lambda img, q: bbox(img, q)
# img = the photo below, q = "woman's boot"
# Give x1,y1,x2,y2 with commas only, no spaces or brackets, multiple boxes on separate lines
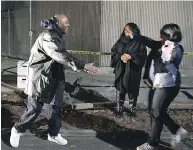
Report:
116,91,125,115
129,97,137,116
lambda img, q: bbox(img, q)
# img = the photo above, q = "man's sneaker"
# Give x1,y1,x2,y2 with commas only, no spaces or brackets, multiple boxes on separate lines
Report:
171,127,188,147
10,127,22,148
48,133,68,145
136,142,158,150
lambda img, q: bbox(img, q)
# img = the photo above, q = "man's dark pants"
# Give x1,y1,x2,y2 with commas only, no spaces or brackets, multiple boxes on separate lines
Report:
14,80,64,136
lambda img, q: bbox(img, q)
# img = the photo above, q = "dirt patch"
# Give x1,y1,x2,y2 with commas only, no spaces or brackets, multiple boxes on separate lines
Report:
1,92,193,133
60,109,193,133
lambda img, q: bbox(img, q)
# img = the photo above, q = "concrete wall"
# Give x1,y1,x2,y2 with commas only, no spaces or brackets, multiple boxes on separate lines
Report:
1,1,101,65
1,1,193,68
100,1,193,68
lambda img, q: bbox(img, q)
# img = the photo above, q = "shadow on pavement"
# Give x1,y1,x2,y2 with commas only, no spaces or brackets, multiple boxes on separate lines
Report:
65,78,113,103
32,109,149,149
1,106,19,147
181,91,193,100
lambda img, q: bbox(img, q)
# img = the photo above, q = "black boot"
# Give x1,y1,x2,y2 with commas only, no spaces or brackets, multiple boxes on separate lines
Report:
129,97,137,117
115,91,125,116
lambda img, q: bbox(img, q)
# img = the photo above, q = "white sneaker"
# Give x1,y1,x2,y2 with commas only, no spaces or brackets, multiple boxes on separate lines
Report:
136,142,158,150
171,127,188,147
48,133,68,145
10,127,22,148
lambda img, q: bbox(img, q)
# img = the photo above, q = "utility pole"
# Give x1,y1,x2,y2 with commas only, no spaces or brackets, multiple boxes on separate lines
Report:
29,0,33,49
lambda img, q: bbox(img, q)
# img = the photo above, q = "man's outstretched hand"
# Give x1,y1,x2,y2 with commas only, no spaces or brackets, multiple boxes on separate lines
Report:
83,63,100,75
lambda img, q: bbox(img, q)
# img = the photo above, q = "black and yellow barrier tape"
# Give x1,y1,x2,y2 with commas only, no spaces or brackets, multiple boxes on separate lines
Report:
67,50,111,55
67,50,193,56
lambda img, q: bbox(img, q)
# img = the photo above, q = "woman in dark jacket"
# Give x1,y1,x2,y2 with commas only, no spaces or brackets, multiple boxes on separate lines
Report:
136,24,188,150
110,23,147,115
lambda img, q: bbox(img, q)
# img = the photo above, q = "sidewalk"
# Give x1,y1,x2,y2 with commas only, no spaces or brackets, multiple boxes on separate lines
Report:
1,129,193,150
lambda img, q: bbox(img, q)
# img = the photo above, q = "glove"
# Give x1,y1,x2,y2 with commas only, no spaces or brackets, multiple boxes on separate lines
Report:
83,63,100,75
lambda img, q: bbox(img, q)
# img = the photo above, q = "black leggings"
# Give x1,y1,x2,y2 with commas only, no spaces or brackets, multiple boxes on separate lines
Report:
148,86,180,147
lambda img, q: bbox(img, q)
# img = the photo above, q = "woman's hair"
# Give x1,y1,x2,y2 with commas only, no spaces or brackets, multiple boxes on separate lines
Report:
120,22,141,39
160,23,182,42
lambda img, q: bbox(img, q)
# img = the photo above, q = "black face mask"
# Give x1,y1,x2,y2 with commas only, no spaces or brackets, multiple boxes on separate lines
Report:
125,35,132,40
121,35,132,44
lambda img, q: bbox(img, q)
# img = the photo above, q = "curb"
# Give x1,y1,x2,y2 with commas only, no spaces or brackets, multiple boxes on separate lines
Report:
161,132,193,140
20,129,97,137
9,130,193,139
60,129,97,137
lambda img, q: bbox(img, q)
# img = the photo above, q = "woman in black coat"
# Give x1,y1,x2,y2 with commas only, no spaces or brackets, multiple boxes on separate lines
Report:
111,23,147,115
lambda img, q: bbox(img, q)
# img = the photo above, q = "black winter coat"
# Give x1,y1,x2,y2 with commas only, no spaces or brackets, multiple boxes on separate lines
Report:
111,37,147,98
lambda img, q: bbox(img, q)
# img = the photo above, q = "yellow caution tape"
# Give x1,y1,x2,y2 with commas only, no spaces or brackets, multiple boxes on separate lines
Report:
67,50,193,56
67,50,111,55
183,52,193,55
